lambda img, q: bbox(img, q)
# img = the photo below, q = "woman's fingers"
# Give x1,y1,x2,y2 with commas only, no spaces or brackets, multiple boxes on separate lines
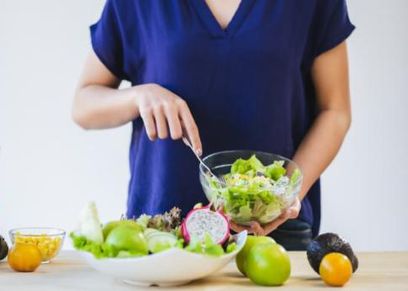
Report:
231,198,302,236
250,221,266,236
140,109,157,140
164,102,183,140
230,221,249,233
178,100,202,155
285,197,301,219
139,87,200,150
154,106,168,139
262,215,288,235
231,221,265,236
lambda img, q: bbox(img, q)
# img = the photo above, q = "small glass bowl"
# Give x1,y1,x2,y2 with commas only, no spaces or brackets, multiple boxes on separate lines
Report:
199,150,303,225
9,227,65,263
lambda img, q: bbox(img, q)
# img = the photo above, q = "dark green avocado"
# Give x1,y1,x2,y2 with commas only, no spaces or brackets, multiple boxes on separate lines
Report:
306,233,358,274
0,235,8,260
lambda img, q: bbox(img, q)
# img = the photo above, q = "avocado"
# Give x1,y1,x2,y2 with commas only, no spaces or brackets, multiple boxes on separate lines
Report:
0,235,8,260
306,233,358,274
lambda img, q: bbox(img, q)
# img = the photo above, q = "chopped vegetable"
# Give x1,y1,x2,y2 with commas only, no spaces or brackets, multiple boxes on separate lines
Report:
78,202,103,243
208,155,301,224
71,233,118,258
146,207,181,232
185,233,224,257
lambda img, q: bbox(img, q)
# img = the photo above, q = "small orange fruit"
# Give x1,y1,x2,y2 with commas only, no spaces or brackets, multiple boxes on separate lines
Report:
8,243,42,272
319,252,352,287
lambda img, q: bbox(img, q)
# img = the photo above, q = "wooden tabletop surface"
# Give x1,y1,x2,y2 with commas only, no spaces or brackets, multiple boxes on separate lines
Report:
0,250,407,290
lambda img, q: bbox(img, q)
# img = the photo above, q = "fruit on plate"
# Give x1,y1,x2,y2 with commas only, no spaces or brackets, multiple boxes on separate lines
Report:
145,230,179,254
105,225,148,256
235,235,275,275
0,235,8,260
307,233,358,274
246,242,291,286
181,205,230,244
319,252,353,286
71,202,239,258
8,244,42,272
102,220,142,240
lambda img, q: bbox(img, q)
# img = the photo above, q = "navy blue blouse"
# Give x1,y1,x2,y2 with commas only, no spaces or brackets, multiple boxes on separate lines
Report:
91,0,354,236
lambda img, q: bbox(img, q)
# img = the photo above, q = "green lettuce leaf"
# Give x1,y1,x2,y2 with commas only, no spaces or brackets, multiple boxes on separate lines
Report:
290,168,301,185
231,155,264,175
226,242,237,253
265,161,286,181
185,233,225,257
70,232,118,258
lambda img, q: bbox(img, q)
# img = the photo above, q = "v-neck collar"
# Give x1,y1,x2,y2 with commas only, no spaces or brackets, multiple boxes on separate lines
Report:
191,0,255,38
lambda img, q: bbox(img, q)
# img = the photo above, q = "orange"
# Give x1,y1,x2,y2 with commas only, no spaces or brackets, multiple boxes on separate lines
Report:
8,243,42,272
319,252,352,287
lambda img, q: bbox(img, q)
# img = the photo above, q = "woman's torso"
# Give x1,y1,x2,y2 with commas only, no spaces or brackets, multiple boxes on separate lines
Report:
91,0,355,236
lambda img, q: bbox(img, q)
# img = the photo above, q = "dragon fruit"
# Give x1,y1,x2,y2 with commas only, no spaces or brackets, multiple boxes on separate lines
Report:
181,204,230,245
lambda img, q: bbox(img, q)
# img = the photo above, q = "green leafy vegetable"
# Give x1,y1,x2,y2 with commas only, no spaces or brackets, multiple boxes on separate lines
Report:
185,233,225,257
290,168,301,185
226,242,237,253
146,207,181,232
136,214,152,230
70,232,118,258
208,155,301,224
265,161,287,181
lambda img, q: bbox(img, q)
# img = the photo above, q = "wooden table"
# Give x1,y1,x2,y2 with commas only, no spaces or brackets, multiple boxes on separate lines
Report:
0,251,407,290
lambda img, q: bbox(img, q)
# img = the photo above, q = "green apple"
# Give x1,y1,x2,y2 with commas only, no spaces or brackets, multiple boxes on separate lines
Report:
246,243,291,286
102,220,142,240
105,225,148,255
235,235,275,275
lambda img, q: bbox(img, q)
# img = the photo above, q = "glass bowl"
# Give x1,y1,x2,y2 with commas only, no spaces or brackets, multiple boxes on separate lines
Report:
199,150,303,225
9,227,65,263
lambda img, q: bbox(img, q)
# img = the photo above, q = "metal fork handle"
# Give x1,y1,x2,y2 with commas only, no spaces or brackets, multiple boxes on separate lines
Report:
182,137,214,176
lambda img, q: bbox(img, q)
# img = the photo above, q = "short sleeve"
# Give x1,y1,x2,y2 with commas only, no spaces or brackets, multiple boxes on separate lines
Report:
311,0,355,58
90,0,127,80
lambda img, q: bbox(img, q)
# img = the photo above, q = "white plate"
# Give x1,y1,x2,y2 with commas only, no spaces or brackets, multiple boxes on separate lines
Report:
81,231,247,287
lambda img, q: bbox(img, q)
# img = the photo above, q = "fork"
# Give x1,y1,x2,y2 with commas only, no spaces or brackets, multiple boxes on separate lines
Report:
182,136,225,185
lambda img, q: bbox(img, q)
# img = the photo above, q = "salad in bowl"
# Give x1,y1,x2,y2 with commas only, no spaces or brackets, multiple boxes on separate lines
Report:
200,151,303,225
71,202,247,286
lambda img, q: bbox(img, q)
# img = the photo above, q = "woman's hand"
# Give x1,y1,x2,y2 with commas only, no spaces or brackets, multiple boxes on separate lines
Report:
230,197,301,236
73,53,202,155
135,83,202,155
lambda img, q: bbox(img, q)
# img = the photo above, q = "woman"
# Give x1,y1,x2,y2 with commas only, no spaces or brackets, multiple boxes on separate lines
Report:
73,0,354,250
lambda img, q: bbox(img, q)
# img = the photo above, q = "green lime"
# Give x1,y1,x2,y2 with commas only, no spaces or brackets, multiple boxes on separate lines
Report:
246,243,291,286
105,225,148,255
235,235,275,275
102,220,142,239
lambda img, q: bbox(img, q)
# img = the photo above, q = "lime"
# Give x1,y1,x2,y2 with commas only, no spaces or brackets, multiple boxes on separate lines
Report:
235,235,275,275
105,225,148,255
103,220,142,239
246,243,291,286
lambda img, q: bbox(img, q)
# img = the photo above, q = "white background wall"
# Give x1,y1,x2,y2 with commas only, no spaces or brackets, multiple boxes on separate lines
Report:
1,0,407,251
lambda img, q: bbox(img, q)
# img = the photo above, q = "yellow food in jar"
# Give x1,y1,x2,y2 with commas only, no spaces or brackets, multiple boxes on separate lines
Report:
14,234,62,261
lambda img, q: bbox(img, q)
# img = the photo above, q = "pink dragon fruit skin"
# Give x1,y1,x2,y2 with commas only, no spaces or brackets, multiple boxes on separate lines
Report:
181,204,230,244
